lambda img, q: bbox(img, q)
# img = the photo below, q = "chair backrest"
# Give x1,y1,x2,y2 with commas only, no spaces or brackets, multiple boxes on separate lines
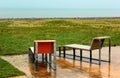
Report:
90,38,105,50
34,40,56,54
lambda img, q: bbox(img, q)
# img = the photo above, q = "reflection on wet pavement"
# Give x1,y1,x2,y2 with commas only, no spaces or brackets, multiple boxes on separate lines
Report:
29,58,110,78
1,46,120,78
29,57,110,78
28,46,120,78
29,61,56,78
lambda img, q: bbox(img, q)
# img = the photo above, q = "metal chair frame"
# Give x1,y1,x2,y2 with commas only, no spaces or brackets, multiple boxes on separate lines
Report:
29,40,56,70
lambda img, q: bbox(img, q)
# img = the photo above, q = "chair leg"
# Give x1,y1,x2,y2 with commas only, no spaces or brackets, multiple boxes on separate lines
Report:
59,47,61,57
45,54,47,64
99,49,101,65
73,48,75,60
53,55,56,70
80,49,82,61
109,50,111,63
63,47,66,58
42,54,44,62
28,48,35,63
90,50,92,63
34,59,38,71
109,38,111,63
49,54,52,68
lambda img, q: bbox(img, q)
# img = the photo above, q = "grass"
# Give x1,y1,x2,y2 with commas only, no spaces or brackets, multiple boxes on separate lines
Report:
0,18,120,78
0,58,25,78
0,18,120,55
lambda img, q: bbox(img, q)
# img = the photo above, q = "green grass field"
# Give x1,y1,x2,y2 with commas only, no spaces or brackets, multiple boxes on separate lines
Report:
0,18,120,77
0,18,120,55
0,58,24,78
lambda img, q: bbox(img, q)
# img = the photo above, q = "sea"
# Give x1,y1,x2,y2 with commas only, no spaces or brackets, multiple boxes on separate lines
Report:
0,8,120,18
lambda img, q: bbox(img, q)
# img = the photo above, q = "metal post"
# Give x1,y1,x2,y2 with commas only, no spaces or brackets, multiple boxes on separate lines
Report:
59,47,61,57
73,48,75,60
63,47,66,58
90,50,92,63
49,54,52,68
99,40,102,65
109,38,111,63
53,42,56,70
45,54,47,64
99,48,101,65
34,42,38,63
34,42,38,68
80,49,82,61
42,54,44,62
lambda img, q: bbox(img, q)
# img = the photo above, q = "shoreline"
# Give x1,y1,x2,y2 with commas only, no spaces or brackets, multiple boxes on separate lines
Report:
0,17,120,20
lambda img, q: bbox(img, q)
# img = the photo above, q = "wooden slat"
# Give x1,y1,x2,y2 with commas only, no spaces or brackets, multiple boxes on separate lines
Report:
94,36,110,40
64,44,91,50
34,40,56,42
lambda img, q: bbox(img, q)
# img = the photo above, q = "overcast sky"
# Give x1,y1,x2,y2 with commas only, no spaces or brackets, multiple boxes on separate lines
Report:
0,0,120,9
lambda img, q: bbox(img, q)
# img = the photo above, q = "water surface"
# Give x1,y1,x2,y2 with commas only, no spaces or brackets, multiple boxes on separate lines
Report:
0,8,120,18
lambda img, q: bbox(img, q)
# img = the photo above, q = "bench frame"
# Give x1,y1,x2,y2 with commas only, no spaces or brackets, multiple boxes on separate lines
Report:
59,36,111,64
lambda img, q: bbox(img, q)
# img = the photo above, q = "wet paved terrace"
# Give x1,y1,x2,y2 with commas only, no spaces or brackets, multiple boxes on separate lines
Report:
1,46,120,78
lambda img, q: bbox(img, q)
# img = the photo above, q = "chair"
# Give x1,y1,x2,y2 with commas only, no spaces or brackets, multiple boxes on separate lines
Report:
29,40,56,70
59,36,111,64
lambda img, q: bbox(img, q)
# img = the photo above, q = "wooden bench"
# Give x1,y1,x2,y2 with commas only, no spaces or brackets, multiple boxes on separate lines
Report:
59,36,111,64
